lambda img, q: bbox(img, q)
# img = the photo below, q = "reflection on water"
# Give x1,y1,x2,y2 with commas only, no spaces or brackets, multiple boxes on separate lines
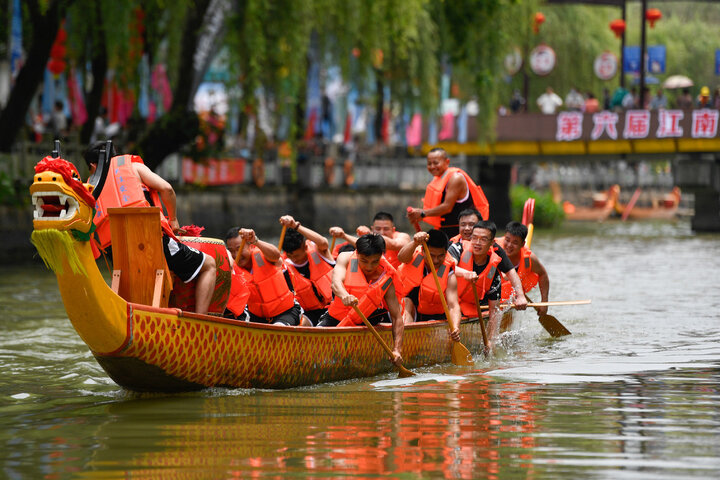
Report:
2,221,720,479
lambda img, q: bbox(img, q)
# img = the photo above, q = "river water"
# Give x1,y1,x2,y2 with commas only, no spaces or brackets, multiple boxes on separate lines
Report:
1,220,719,479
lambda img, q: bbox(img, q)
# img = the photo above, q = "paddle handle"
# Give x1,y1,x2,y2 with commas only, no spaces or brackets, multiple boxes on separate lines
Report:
352,305,414,377
472,283,490,351
480,299,591,310
330,236,337,252
234,238,247,265
420,241,453,325
407,206,421,233
277,225,288,250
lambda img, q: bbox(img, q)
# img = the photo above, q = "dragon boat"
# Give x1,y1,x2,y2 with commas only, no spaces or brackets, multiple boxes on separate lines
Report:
29,153,485,393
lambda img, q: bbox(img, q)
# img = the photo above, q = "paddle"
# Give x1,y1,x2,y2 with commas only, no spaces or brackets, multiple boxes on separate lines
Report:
621,187,642,221
352,305,414,378
471,283,490,354
330,236,337,253
277,224,288,251
483,299,591,309
234,238,246,265
526,294,572,337
522,201,572,337
421,240,475,366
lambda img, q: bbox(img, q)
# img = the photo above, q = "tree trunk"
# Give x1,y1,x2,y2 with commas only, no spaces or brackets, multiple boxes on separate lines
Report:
0,0,73,152
137,0,211,170
80,0,108,146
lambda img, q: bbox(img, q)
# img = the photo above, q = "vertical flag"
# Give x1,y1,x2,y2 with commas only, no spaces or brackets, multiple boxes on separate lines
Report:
456,105,468,143
10,0,23,80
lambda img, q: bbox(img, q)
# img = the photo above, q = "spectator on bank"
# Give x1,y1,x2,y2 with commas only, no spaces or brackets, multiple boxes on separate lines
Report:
537,87,563,114
49,100,68,139
610,86,628,111
675,88,693,109
509,89,525,114
697,86,712,108
565,87,585,111
622,87,637,109
714,88,720,109
649,88,668,110
584,92,599,114
602,88,611,111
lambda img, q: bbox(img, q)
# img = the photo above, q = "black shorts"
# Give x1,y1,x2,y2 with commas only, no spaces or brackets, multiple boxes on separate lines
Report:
248,303,301,326
162,235,206,283
405,288,446,322
316,308,389,327
302,308,327,327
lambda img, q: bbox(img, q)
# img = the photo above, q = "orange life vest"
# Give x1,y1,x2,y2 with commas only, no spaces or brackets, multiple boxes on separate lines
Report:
500,246,538,301
397,247,454,315
285,244,334,311
383,234,402,269
455,241,502,317
238,246,296,319
449,233,462,243
93,154,175,255
422,167,489,227
226,262,251,317
332,241,351,259
327,253,397,327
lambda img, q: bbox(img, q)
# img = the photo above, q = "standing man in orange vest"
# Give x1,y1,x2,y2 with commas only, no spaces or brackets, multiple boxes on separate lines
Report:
496,221,550,315
450,221,527,350
83,142,216,315
227,227,301,326
317,234,405,367
396,229,462,342
407,147,490,238
279,215,335,326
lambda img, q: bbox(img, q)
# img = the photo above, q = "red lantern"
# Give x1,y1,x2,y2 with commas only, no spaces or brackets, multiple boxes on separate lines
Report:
609,19,626,38
48,58,66,76
533,12,545,34
646,8,662,28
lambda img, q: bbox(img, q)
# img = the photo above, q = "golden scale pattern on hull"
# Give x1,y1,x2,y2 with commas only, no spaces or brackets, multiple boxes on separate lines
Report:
99,305,485,391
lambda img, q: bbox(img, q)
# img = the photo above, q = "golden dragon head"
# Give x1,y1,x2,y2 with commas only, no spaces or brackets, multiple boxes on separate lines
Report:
30,156,96,235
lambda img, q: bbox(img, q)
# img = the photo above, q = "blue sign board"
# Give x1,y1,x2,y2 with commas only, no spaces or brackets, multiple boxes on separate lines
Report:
623,45,666,74
716,49,720,75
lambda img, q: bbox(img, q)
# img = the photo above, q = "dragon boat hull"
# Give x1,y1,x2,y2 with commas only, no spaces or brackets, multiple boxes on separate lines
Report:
93,303,485,392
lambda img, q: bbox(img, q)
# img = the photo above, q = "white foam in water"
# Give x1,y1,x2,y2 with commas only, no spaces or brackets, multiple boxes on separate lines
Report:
372,373,466,388
11,393,31,399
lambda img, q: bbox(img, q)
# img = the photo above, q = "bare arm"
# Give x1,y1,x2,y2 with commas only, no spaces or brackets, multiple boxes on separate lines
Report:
331,252,356,305
531,252,550,314
505,269,527,310
445,274,461,342
134,162,182,233
280,215,331,258
383,231,411,251
409,173,467,222
329,227,358,247
384,284,404,365
240,229,281,263
397,231,427,264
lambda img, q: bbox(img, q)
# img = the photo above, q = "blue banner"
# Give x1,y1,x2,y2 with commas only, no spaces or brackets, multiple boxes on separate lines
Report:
716,49,720,75
10,0,22,79
623,46,641,74
647,45,666,74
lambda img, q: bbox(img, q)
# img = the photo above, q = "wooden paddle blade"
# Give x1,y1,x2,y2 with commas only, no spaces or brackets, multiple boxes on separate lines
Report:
539,313,571,337
451,341,475,366
398,365,415,378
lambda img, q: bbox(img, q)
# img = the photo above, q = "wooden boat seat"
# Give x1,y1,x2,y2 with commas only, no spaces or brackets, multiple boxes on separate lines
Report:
107,207,172,308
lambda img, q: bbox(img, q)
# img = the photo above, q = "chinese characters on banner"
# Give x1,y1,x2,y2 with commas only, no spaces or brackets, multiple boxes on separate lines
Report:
555,109,720,142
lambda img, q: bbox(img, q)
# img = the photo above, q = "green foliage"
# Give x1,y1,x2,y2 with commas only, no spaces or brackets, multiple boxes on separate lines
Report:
511,184,565,228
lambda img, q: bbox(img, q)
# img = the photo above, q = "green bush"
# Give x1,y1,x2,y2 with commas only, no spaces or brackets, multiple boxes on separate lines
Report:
510,185,565,228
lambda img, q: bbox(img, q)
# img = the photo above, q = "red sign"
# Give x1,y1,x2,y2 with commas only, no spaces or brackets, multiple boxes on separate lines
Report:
183,158,246,185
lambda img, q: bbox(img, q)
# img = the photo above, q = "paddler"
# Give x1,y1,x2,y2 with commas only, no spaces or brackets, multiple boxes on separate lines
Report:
450,221,527,349
449,208,481,244
317,234,405,366
496,221,550,315
279,215,335,326
226,227,301,326
407,147,490,238
329,211,410,268
83,142,217,315
396,229,461,342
